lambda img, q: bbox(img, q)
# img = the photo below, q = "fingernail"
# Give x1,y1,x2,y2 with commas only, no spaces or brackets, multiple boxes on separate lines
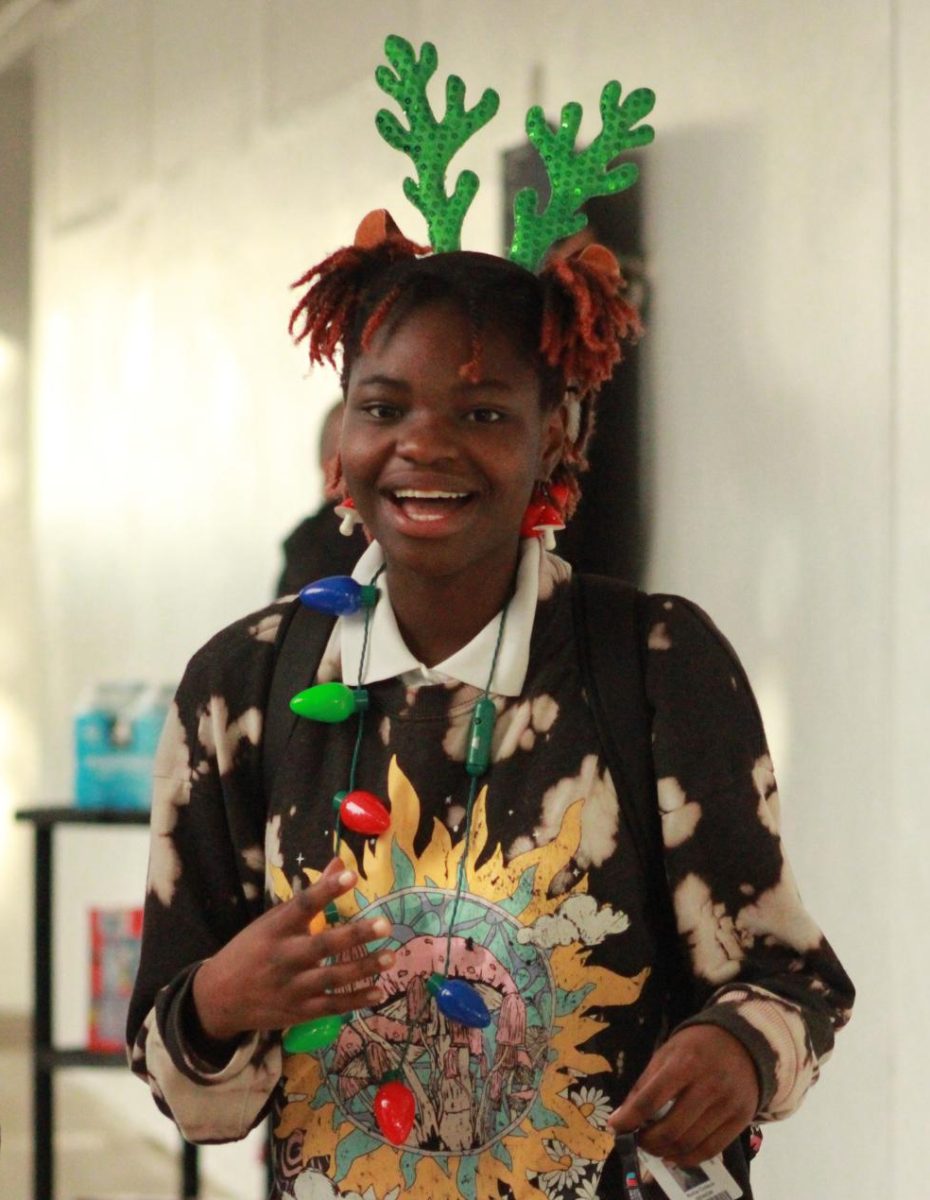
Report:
370,917,391,936
365,987,384,1003
377,951,394,967
336,870,355,888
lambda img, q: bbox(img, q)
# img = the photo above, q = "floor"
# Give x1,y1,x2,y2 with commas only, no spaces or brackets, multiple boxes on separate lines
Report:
0,1016,237,1200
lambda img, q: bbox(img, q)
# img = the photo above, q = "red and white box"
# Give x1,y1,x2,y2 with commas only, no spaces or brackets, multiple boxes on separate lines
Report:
88,907,143,1052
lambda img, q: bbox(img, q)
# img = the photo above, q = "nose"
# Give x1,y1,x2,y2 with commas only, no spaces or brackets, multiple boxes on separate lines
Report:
395,409,459,465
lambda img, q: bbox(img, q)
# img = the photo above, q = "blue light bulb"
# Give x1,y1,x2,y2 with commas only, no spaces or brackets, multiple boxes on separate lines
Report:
299,576,379,615
426,972,490,1028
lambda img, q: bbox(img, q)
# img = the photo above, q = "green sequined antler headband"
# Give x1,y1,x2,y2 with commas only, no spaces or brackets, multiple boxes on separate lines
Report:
375,33,656,271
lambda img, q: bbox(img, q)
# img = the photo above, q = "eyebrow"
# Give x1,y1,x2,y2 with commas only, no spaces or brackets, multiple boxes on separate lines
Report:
351,373,408,390
351,372,512,393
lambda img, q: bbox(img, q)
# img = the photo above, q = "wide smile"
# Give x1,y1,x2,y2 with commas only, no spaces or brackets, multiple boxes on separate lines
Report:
382,487,477,531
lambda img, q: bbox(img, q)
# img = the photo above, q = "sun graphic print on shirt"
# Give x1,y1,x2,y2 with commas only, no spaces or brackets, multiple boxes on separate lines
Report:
268,756,648,1200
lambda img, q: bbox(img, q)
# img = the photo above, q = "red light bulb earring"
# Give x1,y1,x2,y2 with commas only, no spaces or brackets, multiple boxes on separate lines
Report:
520,481,566,549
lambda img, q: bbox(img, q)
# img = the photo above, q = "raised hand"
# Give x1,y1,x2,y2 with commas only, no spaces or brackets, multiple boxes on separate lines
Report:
192,858,394,1042
607,1024,760,1168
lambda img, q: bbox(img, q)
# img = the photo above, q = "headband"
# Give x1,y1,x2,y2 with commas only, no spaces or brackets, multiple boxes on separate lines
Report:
374,33,655,270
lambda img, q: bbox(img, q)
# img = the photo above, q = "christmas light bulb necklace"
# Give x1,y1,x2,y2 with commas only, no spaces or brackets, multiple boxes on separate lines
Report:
283,570,511,1145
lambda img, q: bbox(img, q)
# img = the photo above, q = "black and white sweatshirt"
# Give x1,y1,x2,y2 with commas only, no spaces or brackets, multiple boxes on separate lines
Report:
127,545,853,1200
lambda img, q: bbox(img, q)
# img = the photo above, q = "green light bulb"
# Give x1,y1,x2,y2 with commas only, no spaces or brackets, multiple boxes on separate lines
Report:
282,1013,345,1054
290,683,366,723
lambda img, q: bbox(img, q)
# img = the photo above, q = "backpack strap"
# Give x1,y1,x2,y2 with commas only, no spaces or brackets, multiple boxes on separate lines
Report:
262,599,337,803
570,573,688,1011
573,574,758,1181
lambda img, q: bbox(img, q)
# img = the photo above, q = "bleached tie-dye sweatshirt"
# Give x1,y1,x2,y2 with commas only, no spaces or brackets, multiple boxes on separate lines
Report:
127,549,853,1200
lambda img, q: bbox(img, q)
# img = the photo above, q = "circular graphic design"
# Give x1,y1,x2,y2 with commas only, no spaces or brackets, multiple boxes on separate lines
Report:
322,888,556,1153
272,760,648,1200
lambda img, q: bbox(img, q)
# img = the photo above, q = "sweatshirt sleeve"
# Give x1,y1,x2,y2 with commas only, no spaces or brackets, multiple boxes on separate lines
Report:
643,594,855,1122
126,601,291,1143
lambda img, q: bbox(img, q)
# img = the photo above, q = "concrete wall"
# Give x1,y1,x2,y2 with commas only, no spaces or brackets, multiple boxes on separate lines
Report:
2,0,927,1195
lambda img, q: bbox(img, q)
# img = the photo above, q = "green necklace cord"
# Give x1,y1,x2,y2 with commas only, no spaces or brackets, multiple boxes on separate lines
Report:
347,585,512,1081
443,596,509,974
334,566,384,861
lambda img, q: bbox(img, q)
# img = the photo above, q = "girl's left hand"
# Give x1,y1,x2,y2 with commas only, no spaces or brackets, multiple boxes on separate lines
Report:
607,1024,760,1167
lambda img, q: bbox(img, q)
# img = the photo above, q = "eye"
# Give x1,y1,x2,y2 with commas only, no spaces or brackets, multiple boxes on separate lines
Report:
466,407,504,425
361,401,402,420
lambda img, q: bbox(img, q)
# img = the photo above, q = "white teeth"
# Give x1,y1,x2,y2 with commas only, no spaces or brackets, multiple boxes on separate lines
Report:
392,489,468,499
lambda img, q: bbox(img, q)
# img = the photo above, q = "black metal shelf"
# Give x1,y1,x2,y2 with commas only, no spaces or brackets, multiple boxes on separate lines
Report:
16,804,199,1200
16,804,151,827
38,1046,129,1070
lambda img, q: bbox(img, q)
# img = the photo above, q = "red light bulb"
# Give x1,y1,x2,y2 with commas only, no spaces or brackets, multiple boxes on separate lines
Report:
373,1078,416,1145
338,790,391,835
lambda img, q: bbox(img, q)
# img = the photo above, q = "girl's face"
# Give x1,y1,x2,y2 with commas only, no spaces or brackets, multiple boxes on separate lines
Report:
342,299,566,592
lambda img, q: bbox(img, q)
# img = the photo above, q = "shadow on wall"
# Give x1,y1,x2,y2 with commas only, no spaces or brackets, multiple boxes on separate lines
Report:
641,120,842,809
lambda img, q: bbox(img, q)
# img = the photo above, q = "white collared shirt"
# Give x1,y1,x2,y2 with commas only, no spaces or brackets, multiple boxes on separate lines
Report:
329,538,542,695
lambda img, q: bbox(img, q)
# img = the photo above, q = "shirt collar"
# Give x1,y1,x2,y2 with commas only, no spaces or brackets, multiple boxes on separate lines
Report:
336,539,541,695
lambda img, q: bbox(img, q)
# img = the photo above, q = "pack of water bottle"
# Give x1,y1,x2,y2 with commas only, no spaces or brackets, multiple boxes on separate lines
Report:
74,682,174,809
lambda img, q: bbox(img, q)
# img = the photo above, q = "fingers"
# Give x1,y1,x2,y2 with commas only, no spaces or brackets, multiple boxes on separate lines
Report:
271,909,393,977
280,939,396,1025
670,1111,749,1168
293,859,357,920
309,913,391,964
608,1025,760,1167
275,908,397,1024
635,1089,712,1161
298,950,390,997
296,916,394,997
608,1052,678,1134
265,858,357,934
613,1081,739,1166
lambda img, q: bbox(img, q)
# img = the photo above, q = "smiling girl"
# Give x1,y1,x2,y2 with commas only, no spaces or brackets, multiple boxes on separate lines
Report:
127,39,853,1200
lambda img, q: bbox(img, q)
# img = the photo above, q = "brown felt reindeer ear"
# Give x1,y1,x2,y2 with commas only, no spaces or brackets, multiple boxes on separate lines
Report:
576,243,622,287
354,209,407,248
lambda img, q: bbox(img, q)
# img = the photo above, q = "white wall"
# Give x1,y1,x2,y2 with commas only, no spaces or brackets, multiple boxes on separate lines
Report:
0,61,36,1019
2,0,926,1196
891,2,930,1196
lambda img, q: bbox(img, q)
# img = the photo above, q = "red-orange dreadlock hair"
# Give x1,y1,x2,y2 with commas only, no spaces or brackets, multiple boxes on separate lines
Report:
289,210,642,521
535,245,642,511
288,211,430,370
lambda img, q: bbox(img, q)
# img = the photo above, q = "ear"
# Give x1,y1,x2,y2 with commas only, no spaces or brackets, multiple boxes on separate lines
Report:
354,209,405,248
539,400,570,479
576,242,622,286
